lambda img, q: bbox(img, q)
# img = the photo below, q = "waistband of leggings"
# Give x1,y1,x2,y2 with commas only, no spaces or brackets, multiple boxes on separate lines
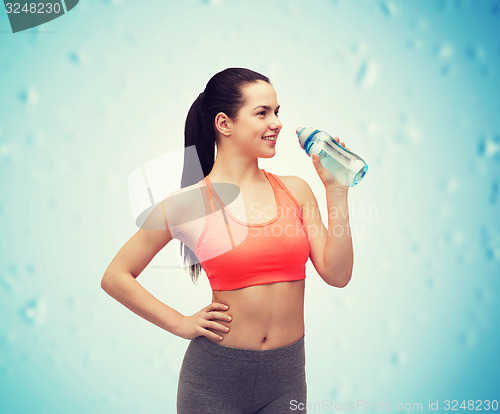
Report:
191,334,305,361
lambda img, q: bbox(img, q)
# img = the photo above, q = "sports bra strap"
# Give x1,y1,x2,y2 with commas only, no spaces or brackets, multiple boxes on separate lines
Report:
200,178,236,248
199,180,215,216
264,171,302,212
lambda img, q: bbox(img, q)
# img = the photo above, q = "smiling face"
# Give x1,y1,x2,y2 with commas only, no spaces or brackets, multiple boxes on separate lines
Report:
226,80,283,157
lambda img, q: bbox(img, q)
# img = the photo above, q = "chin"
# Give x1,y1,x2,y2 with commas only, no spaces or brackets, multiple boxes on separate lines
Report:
258,149,276,158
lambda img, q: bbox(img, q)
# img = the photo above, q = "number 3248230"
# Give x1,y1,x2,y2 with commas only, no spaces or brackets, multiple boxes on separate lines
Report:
5,3,62,14
444,400,498,411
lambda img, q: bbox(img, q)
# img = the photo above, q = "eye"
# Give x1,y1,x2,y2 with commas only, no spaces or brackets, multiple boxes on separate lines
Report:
275,111,279,117
258,111,266,116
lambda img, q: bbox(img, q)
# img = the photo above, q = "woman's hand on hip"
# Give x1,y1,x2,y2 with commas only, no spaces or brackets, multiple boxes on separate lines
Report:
175,302,231,341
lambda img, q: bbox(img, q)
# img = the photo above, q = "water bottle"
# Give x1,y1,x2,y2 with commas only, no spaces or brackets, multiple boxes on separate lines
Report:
296,127,368,187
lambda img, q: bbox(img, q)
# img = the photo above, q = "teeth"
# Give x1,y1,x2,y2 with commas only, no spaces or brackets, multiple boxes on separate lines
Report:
262,136,276,141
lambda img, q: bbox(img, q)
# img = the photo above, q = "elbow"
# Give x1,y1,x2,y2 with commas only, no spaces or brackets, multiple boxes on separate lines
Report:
335,274,352,288
100,272,115,293
322,257,353,288
326,272,352,288
100,278,108,292
101,270,135,293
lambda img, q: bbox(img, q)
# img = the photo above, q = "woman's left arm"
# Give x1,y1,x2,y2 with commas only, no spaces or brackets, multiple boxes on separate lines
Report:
294,138,354,287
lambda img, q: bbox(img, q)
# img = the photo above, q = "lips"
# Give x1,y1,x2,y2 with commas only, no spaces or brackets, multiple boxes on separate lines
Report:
261,135,277,141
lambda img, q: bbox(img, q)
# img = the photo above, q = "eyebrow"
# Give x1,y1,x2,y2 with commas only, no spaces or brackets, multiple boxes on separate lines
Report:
253,105,280,111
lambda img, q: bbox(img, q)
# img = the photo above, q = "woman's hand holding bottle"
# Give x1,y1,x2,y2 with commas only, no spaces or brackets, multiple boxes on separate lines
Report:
311,136,351,191
297,127,368,188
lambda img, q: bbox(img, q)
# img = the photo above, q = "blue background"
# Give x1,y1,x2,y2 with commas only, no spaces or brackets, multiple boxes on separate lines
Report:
1,0,499,413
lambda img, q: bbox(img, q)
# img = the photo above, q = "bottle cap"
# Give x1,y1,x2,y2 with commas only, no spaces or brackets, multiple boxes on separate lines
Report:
296,127,316,149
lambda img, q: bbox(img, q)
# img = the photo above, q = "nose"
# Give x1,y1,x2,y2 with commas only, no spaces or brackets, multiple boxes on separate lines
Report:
270,115,283,131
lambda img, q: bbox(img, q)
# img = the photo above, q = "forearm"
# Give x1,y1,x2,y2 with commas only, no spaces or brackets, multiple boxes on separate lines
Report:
323,186,353,286
101,272,184,336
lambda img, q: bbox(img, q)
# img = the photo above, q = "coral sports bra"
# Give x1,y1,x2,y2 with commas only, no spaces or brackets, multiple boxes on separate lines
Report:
195,169,310,291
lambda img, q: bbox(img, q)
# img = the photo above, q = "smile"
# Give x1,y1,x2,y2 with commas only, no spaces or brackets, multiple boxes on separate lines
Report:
261,135,277,141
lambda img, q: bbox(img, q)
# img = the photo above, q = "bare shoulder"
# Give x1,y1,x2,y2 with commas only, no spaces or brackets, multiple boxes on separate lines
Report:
162,181,205,224
167,182,203,203
274,174,311,208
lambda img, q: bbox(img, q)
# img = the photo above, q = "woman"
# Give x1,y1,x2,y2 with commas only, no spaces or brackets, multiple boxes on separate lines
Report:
101,68,354,413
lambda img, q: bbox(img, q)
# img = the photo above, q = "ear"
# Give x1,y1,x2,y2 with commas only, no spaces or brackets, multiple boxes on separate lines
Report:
214,112,232,137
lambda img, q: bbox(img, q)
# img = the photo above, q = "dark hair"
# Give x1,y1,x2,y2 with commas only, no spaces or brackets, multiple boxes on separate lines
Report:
179,67,270,284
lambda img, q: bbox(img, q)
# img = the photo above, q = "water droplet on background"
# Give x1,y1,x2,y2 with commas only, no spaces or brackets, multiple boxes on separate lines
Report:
416,17,430,31
441,63,457,76
458,330,477,348
422,270,433,286
477,134,500,159
20,297,48,326
380,1,398,17
396,124,422,145
102,0,123,5
390,350,408,366
466,45,486,61
480,226,500,261
201,0,223,6
351,42,368,55
0,144,12,161
82,350,101,368
437,42,454,60
490,179,499,204
407,38,424,51
69,50,89,65
329,386,339,399
438,177,460,193
19,88,39,105
357,60,379,89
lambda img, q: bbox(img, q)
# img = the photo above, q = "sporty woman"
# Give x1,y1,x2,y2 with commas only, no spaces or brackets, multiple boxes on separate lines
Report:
101,67,353,413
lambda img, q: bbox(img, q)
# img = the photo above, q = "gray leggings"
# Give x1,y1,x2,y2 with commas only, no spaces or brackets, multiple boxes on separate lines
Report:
177,334,307,413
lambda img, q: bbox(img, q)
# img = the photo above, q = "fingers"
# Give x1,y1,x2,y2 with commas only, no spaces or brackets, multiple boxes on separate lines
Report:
204,302,231,340
202,319,230,341
334,136,348,149
312,154,322,169
206,302,229,311
202,325,226,341
199,318,229,341
206,310,232,323
205,303,231,321
207,320,230,333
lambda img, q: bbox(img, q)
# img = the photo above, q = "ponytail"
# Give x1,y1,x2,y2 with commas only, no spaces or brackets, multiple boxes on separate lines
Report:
179,68,270,284
179,93,216,284
181,93,216,189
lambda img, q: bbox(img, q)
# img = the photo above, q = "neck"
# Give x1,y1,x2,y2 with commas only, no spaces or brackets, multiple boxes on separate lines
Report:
208,146,264,186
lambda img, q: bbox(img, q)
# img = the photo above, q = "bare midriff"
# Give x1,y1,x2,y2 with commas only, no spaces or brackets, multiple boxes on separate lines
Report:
205,279,305,350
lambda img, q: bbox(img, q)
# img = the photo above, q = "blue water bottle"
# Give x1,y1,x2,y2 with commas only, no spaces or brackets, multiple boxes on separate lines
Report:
296,127,368,187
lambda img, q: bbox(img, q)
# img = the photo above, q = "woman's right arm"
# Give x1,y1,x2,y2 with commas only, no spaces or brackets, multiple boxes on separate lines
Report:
100,199,232,341
100,208,185,336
